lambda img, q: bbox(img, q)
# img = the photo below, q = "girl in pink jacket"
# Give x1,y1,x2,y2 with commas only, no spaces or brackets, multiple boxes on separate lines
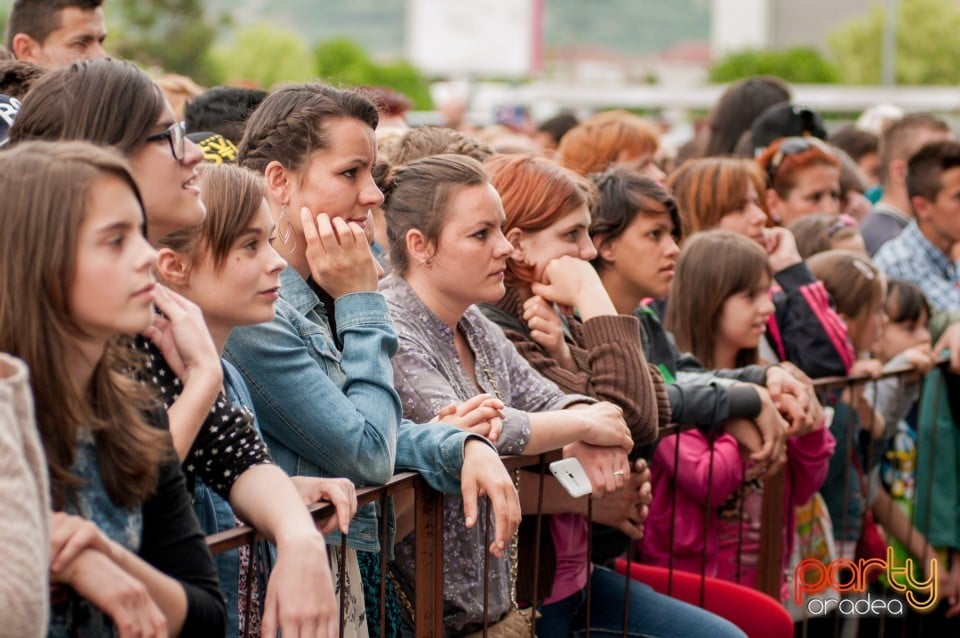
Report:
643,231,835,594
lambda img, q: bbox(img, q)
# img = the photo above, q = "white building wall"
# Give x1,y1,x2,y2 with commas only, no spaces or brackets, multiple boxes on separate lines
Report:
711,0,770,57
406,0,535,77
712,0,873,56
770,0,871,51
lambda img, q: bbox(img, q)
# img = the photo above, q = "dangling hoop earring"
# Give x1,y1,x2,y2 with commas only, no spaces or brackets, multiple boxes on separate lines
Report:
276,204,298,256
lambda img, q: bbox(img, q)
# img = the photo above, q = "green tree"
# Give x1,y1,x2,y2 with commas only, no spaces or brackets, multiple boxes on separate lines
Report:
710,47,839,83
314,38,433,110
829,0,960,84
313,38,372,83
208,23,314,88
108,0,224,84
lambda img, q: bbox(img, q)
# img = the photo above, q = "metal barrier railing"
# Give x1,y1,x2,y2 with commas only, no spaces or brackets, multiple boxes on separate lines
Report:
52,360,951,637
207,471,445,637
193,366,939,637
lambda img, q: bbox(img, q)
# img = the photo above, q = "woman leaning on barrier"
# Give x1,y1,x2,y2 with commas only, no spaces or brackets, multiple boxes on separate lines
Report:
225,81,522,636
377,152,747,638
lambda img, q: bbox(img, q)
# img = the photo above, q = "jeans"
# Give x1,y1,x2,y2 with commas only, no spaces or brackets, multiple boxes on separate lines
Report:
537,565,747,638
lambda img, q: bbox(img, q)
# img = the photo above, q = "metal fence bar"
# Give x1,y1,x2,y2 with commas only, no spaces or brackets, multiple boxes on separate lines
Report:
378,492,389,638
193,361,949,637
412,474,444,637
337,535,346,638
529,455,546,638
756,467,786,600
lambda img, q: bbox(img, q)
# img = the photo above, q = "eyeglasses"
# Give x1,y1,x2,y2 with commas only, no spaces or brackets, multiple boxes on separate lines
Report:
764,136,834,184
146,121,187,161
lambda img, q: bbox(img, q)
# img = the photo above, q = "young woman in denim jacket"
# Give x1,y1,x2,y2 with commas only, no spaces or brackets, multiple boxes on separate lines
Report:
226,82,522,636
10,59,349,638
0,141,225,637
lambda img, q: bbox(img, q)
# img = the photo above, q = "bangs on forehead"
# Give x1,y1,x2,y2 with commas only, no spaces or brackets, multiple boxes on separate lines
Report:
732,251,773,295
885,281,930,324
632,193,681,240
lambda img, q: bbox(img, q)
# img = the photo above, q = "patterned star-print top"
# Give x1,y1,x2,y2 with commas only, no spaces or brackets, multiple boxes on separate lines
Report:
134,335,272,498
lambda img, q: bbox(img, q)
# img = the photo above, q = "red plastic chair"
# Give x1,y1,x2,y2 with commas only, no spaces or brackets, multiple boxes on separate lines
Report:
614,559,793,638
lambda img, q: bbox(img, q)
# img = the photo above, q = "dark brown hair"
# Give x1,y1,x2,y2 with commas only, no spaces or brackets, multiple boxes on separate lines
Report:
0,58,46,98
829,125,878,163
884,279,931,325
184,85,267,145
6,0,103,50
666,230,773,369
8,58,164,156
588,167,681,272
704,76,791,158
379,154,488,275
906,139,960,203
239,82,379,175
0,141,167,510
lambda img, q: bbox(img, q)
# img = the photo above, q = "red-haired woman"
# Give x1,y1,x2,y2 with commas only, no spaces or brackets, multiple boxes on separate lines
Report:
556,110,665,182
757,136,842,227
668,156,854,379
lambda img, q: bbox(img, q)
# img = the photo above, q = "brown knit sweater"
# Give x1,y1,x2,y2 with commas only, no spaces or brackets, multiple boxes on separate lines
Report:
481,287,671,452
481,288,671,602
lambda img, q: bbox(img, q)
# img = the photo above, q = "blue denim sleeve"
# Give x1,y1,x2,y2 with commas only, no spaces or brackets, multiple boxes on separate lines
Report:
395,420,494,493
223,293,400,486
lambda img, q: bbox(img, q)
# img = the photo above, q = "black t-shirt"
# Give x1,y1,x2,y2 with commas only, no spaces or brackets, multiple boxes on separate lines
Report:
140,408,226,636
133,336,273,498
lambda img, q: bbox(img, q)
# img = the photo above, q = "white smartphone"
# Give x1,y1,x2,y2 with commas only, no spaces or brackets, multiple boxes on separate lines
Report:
822,405,836,429
549,458,593,498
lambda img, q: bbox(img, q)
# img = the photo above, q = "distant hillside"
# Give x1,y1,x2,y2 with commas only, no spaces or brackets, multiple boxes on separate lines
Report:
206,0,710,61
543,0,710,56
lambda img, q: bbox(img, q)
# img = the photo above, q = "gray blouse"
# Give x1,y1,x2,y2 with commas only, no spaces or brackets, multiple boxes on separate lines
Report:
380,273,590,632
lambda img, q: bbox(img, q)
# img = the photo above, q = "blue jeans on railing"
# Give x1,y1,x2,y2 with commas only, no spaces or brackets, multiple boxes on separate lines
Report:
537,565,747,638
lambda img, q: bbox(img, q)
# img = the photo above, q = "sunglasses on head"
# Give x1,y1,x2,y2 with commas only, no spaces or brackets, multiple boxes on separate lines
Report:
764,135,833,184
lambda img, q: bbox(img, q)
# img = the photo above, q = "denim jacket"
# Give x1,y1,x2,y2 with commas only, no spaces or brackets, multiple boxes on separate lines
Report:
224,265,478,552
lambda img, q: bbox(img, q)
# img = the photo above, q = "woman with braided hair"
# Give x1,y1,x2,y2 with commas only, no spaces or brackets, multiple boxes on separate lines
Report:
229,81,522,636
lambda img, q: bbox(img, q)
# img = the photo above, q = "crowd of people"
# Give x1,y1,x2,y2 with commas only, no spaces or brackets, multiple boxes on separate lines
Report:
3,1,960,637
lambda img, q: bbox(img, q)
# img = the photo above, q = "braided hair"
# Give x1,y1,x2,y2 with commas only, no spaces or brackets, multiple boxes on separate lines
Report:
239,82,379,174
